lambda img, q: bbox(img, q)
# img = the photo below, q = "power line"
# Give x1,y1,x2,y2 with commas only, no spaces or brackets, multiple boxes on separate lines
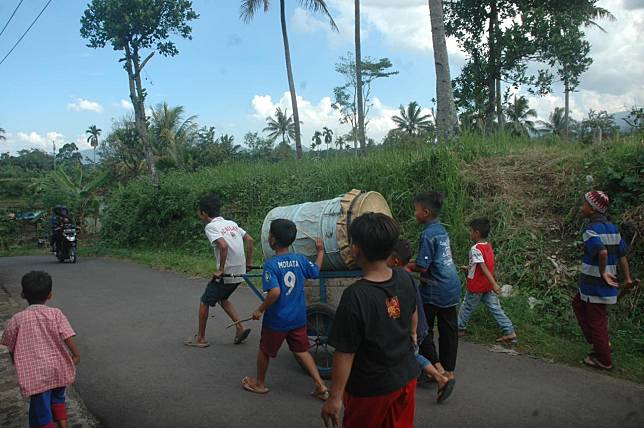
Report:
0,0,53,67
0,0,25,38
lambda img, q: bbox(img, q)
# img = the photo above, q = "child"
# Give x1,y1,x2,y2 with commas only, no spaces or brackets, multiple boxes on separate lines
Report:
407,191,461,382
573,191,633,370
321,213,419,428
242,219,328,399
457,218,517,343
388,239,455,404
185,193,255,348
1,271,80,428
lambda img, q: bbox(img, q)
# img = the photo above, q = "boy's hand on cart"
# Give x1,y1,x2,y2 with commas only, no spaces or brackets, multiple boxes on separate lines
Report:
493,284,502,295
315,238,324,253
321,397,341,428
212,270,224,280
252,309,263,321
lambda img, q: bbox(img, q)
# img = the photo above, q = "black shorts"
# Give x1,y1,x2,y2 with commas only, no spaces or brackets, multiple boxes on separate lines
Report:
200,279,240,307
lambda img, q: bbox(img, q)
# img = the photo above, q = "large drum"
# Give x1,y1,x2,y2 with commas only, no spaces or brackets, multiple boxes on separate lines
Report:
261,189,393,270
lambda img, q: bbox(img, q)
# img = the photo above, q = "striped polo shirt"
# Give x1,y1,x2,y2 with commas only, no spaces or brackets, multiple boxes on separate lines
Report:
579,215,628,304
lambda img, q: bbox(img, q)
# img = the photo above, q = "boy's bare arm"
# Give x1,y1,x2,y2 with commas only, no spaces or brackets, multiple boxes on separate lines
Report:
315,238,325,270
64,337,80,365
406,261,427,273
243,233,254,270
598,249,618,287
479,263,501,294
411,309,418,346
253,288,280,320
321,351,355,428
214,237,229,278
619,256,633,287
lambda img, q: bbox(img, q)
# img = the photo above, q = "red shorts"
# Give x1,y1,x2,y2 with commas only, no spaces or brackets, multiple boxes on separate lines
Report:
343,379,416,428
260,326,309,358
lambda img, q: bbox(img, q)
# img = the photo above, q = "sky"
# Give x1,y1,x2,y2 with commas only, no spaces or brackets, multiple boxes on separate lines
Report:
0,0,642,155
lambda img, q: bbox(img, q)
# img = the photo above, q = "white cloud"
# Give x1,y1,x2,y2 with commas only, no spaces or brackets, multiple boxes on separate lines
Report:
16,131,46,145
67,98,104,113
250,92,416,144
117,99,134,110
3,130,90,155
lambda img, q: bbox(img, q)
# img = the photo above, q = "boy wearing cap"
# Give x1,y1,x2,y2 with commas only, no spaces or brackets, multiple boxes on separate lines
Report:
573,191,633,370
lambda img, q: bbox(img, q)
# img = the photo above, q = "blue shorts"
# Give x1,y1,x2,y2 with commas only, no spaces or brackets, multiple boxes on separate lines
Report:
29,387,66,428
200,279,240,307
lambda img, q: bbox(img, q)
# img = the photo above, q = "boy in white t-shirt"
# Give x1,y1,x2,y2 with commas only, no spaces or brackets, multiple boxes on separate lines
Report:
185,193,255,348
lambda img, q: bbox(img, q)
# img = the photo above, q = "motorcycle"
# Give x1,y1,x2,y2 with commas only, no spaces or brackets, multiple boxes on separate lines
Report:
54,224,79,263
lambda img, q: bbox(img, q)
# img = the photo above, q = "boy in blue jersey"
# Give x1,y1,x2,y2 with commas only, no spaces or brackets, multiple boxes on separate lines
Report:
573,191,633,370
242,219,328,399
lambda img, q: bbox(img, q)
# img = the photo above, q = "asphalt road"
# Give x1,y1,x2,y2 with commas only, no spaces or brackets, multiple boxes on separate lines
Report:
1,255,642,428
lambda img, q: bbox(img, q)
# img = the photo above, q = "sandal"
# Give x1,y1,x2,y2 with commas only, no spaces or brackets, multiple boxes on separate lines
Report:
583,355,613,371
242,377,269,394
437,379,455,404
311,388,329,401
234,329,251,344
496,334,518,344
184,335,210,348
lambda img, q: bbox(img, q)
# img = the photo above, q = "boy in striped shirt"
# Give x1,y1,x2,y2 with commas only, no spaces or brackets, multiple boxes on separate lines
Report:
573,191,633,370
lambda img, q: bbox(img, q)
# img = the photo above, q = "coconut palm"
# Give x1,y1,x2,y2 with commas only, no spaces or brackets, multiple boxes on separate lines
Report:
311,130,323,151
322,127,333,150
392,102,434,136
263,107,296,145
86,125,102,163
542,107,569,136
150,103,198,168
0,127,6,142
428,0,459,141
505,95,537,137
241,0,337,159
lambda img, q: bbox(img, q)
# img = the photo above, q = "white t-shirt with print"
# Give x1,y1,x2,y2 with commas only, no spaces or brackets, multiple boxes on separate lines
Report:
205,217,246,284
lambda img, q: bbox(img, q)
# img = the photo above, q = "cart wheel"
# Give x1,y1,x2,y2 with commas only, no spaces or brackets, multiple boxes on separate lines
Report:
294,303,336,380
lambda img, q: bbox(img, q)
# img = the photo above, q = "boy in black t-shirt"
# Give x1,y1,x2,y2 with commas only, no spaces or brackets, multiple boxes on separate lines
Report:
321,213,419,428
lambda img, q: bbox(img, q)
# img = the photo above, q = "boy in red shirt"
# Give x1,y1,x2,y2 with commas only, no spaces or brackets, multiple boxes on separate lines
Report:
1,271,80,428
321,213,419,428
457,218,517,343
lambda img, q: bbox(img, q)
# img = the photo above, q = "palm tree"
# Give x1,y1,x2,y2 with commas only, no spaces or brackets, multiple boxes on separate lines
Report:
542,107,568,136
311,130,323,151
263,107,296,145
322,127,333,150
150,102,197,168
86,125,102,163
505,95,537,137
392,102,434,136
354,0,366,151
428,0,459,142
241,0,337,159
0,127,6,142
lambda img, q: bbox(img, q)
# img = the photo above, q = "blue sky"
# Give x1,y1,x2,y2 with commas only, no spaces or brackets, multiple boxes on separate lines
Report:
1,0,642,154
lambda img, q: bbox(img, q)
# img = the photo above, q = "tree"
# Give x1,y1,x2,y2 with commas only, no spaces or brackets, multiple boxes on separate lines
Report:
542,107,569,137
322,127,333,151
149,102,197,169
428,0,459,141
80,0,199,186
244,131,274,158
333,53,398,151
86,125,102,163
579,109,617,142
56,143,83,164
311,130,323,152
263,107,296,145
0,127,6,142
504,95,537,137
392,102,434,136
354,0,366,151
99,117,147,181
241,0,336,159
623,106,643,134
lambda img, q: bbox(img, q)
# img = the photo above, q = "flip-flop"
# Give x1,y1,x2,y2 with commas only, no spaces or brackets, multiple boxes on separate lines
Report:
311,388,329,401
437,379,455,404
583,355,613,371
242,377,269,394
496,335,518,344
184,335,209,348
234,328,251,344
